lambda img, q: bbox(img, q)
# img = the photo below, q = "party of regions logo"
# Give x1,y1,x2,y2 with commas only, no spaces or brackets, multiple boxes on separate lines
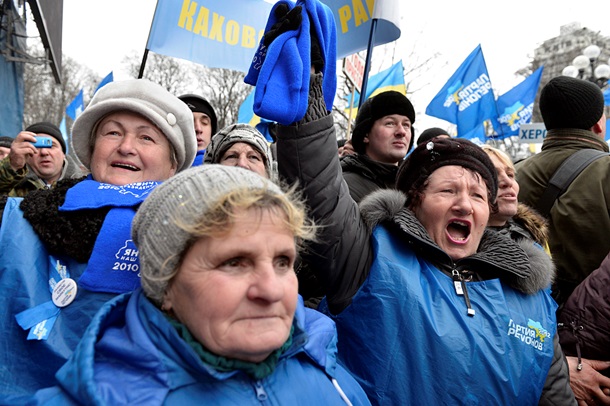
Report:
507,318,551,351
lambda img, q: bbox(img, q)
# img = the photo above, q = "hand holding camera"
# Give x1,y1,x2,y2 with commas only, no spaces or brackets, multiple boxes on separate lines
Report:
8,131,51,172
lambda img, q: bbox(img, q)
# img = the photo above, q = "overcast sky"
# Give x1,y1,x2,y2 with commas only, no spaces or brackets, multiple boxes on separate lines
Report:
60,0,610,133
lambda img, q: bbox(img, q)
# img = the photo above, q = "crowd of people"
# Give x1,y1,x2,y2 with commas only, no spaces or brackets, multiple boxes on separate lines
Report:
1,0,609,404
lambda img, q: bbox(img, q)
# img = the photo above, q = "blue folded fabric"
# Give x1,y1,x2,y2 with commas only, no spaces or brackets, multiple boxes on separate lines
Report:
304,0,337,114
245,0,337,125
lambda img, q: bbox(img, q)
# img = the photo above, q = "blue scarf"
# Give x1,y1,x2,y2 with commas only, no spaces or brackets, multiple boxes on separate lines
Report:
59,177,161,293
192,149,205,166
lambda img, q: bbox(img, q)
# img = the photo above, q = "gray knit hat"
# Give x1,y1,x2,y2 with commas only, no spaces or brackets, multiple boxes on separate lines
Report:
132,164,283,305
539,76,605,131
72,79,197,172
204,123,273,177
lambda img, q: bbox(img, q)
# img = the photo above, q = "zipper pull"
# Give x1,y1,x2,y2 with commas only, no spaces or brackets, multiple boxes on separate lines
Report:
452,269,475,317
452,270,463,295
462,281,476,317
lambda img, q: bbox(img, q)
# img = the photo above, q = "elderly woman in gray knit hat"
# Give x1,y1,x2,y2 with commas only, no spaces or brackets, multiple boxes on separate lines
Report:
32,164,371,405
0,78,197,399
205,123,274,179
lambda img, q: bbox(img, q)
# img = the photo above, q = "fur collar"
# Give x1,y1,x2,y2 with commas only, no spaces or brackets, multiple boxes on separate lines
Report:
512,203,548,246
359,189,554,294
19,177,109,262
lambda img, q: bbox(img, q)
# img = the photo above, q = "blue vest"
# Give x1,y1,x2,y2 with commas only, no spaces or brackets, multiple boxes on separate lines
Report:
320,225,557,405
0,198,115,399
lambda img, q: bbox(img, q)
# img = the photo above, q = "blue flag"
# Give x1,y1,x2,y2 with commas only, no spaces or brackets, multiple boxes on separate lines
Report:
95,71,114,94
66,90,85,121
237,90,274,142
345,60,405,118
146,0,401,73
604,88,610,106
457,123,487,145
425,45,498,135
491,66,543,139
59,116,69,154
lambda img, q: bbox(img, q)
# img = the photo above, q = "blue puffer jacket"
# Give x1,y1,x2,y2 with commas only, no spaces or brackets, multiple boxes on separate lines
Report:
0,198,115,402
319,222,557,405
32,289,371,406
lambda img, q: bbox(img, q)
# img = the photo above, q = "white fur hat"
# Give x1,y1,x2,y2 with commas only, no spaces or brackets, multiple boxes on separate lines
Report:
71,79,197,172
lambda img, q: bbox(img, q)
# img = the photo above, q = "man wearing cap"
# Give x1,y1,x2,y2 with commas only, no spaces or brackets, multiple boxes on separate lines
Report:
0,122,84,196
417,127,451,146
341,90,415,203
0,136,13,160
516,76,609,306
179,94,218,166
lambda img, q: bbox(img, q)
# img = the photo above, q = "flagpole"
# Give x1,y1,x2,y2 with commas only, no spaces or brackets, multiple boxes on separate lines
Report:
138,49,150,79
138,0,160,78
346,81,356,139
358,18,378,108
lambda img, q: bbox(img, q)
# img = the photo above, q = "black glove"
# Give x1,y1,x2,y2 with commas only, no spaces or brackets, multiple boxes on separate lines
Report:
310,24,324,73
263,4,303,46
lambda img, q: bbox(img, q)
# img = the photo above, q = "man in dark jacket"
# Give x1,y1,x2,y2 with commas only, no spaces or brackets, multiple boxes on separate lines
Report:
341,90,415,203
515,76,609,307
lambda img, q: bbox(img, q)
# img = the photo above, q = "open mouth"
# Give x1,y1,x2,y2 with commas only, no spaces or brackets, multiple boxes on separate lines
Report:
447,220,471,243
111,163,140,171
499,192,516,199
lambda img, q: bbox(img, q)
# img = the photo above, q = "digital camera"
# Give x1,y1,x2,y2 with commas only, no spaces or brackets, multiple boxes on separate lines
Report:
31,137,53,148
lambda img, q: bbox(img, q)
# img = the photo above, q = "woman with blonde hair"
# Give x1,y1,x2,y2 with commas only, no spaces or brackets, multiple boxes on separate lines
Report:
481,145,549,249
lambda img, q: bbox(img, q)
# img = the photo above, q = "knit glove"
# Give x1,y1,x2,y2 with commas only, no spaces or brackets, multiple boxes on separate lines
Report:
263,4,302,46
310,24,324,73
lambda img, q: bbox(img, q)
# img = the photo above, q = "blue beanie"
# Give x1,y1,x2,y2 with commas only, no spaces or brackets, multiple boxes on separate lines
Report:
245,0,337,125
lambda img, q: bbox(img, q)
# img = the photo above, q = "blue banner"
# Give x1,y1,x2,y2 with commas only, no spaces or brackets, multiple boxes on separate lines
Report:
604,87,610,106
346,60,405,117
491,66,543,139
322,0,400,58
65,89,85,121
147,0,272,72
146,0,401,73
425,45,498,135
